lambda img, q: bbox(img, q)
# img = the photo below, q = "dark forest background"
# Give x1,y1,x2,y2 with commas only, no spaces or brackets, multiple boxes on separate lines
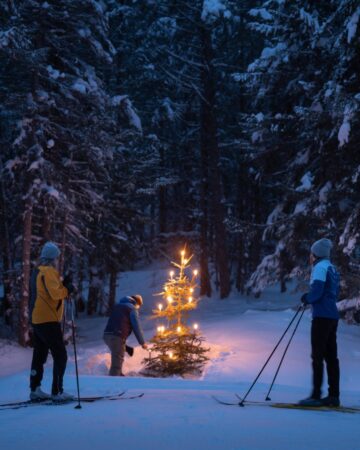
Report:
0,1,359,344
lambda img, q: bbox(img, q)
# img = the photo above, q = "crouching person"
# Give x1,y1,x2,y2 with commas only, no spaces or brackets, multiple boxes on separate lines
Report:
103,295,148,376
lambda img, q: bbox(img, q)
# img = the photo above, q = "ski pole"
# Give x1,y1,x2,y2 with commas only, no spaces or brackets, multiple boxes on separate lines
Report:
265,305,306,401
238,304,303,406
70,297,82,409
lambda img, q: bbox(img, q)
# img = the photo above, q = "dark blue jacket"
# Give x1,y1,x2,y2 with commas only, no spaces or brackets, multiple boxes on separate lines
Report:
104,296,145,345
304,259,340,320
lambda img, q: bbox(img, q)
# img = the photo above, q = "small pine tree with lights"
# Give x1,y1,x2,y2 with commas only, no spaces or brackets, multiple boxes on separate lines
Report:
142,250,209,377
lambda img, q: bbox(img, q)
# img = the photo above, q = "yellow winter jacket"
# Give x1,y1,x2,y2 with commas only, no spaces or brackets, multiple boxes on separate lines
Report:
31,265,69,324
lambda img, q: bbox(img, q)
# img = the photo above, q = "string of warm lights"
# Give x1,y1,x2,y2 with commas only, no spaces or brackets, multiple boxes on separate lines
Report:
143,248,209,376
154,249,200,341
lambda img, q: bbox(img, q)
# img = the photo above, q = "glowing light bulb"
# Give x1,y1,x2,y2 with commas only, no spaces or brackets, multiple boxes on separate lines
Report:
193,323,199,330
158,303,163,311
193,270,198,276
157,326,162,333
188,297,193,303
161,326,165,333
169,352,174,359
170,270,174,278
167,296,173,304
177,326,182,333
181,250,185,257
190,288,194,293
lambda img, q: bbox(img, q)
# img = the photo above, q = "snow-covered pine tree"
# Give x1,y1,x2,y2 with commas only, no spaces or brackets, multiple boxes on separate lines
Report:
0,0,145,340
237,1,360,303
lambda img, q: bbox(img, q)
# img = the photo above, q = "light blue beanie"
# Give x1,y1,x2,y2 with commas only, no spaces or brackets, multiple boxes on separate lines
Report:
311,238,333,259
40,242,61,261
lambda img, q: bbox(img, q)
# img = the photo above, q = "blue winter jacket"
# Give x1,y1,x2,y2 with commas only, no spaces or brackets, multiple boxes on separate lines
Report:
104,296,145,345
304,259,340,320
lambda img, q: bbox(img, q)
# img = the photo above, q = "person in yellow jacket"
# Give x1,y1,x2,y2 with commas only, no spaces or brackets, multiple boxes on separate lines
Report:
29,242,74,402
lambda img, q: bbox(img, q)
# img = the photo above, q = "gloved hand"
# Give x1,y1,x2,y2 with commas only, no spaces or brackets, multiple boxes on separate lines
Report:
126,345,134,357
63,272,72,285
301,293,308,304
63,273,75,294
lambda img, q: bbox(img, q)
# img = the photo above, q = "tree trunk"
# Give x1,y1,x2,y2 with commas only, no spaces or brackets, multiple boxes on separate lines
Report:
199,62,212,297
87,261,99,315
108,269,117,315
0,171,15,326
248,180,262,285
19,199,33,346
158,144,167,254
235,166,246,294
76,258,85,313
199,204,212,297
235,234,245,294
200,25,230,299
58,212,68,275
42,200,51,242
279,248,290,293
159,186,166,234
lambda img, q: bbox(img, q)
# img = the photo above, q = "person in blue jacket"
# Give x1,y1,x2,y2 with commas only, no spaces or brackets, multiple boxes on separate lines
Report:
299,238,340,407
103,295,148,376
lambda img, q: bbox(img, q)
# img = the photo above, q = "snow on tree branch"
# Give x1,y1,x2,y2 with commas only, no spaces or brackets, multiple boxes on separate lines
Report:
112,96,142,133
347,8,359,44
201,0,231,23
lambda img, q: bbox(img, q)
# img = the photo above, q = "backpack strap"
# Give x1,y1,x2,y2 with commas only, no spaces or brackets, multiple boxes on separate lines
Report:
41,274,62,311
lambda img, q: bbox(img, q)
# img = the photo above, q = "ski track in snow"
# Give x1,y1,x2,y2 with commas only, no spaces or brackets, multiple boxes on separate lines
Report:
1,266,360,450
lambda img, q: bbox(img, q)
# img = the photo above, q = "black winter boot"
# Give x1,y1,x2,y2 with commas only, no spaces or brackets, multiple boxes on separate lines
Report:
298,397,323,407
321,396,340,407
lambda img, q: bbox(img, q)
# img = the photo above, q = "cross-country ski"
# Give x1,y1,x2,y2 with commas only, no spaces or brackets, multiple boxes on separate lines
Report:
212,396,360,414
0,391,144,411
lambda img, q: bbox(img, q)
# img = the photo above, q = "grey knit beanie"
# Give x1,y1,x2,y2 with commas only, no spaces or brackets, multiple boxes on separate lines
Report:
310,238,333,259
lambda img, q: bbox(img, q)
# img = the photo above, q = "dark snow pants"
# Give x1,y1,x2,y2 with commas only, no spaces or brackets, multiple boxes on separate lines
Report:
311,318,340,399
30,322,67,395
103,334,126,376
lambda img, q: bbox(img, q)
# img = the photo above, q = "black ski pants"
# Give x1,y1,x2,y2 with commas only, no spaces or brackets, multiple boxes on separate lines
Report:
311,317,340,399
30,322,67,395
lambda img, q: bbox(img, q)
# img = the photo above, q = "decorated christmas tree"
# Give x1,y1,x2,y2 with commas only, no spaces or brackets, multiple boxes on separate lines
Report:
143,250,209,376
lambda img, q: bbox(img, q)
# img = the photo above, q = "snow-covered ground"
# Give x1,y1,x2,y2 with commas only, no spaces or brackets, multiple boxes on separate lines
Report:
1,265,360,450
